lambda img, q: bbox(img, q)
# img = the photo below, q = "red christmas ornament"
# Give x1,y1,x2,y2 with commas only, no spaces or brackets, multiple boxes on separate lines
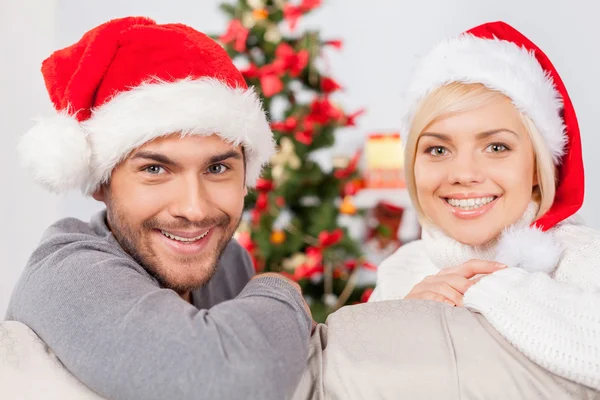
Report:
237,231,255,253
219,19,249,52
344,108,366,127
360,288,374,303
271,116,298,133
321,77,342,93
240,63,260,79
344,259,358,270
255,178,274,192
294,264,324,281
334,150,361,180
260,73,284,97
295,130,313,145
307,97,344,125
274,43,309,77
342,181,359,196
256,192,269,211
324,39,343,50
361,261,378,271
275,196,286,207
305,246,323,266
283,0,322,31
318,228,344,247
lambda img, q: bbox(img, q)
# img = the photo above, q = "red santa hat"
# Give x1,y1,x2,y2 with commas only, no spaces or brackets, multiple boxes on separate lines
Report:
18,17,275,195
400,21,584,233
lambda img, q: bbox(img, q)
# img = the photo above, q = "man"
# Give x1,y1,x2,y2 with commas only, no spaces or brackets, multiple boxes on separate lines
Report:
6,17,312,400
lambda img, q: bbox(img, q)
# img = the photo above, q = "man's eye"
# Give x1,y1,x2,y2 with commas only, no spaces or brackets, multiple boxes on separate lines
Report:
144,165,165,175
427,146,447,156
207,164,229,174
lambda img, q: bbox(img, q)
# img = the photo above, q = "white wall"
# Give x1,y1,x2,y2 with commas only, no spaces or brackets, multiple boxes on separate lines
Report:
0,0,61,315
55,0,600,226
2,0,600,315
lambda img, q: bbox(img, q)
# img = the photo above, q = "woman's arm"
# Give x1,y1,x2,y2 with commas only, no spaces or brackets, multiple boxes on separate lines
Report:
369,240,440,302
463,267,600,390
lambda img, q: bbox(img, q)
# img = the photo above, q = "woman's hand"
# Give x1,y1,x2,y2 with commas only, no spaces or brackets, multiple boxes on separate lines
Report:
404,260,506,306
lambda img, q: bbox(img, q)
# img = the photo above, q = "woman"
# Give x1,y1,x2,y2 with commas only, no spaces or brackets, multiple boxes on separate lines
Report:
371,21,600,390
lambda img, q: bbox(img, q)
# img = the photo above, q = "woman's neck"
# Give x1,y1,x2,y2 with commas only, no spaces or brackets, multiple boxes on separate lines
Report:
421,202,539,269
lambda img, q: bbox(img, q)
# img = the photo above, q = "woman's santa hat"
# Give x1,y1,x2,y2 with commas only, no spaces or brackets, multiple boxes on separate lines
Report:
401,21,585,273
18,17,275,195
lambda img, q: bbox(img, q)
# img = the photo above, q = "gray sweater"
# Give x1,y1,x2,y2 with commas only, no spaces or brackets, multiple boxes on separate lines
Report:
5,211,311,400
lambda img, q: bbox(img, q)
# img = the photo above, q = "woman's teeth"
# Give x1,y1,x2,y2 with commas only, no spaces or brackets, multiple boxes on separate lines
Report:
161,230,209,242
445,196,496,210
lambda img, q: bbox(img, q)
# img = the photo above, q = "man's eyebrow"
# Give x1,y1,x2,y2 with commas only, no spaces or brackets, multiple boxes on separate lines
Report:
130,151,178,166
208,150,243,164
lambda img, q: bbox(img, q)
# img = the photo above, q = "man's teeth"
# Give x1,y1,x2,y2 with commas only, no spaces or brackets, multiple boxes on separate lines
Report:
446,196,496,210
161,230,209,242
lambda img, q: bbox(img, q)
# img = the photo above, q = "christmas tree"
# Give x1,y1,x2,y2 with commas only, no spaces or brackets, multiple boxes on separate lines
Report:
214,0,375,322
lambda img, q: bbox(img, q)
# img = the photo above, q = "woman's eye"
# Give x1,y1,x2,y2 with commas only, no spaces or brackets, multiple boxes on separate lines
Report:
144,165,165,175
207,163,229,174
428,146,447,156
485,143,508,153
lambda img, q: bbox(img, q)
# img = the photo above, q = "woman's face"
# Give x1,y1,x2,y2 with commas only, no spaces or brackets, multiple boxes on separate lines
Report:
413,95,537,246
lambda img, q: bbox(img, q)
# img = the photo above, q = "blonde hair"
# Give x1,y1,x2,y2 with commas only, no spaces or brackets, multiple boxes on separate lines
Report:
404,82,556,223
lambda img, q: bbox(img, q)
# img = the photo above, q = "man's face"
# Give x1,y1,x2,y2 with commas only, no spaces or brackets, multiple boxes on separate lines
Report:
95,134,247,295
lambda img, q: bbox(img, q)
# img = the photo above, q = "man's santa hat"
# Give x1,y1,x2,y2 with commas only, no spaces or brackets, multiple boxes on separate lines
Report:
18,17,275,195
400,21,585,272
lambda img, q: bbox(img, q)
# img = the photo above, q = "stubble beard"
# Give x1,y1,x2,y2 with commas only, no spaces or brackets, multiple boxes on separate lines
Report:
106,203,240,294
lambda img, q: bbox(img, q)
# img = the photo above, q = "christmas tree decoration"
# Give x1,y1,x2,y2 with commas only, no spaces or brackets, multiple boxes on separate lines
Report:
215,0,367,322
270,230,286,244
339,196,357,215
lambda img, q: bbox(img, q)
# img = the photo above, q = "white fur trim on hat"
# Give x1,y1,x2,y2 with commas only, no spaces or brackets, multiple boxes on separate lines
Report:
18,111,91,194
20,78,275,194
400,34,566,164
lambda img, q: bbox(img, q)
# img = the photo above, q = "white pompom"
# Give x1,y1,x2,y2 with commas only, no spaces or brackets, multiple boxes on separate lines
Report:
18,112,91,194
494,226,562,273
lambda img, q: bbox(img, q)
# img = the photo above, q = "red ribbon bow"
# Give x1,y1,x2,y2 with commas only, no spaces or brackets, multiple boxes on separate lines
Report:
283,0,322,31
320,77,342,94
219,19,249,53
334,150,362,180
318,228,344,248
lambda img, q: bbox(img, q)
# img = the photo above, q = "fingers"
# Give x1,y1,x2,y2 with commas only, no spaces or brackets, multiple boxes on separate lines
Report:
409,282,464,306
441,273,475,294
440,259,506,279
406,290,455,306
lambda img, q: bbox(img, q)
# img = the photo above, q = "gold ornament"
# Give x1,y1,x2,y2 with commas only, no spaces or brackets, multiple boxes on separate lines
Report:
283,252,307,272
252,8,269,20
241,12,256,29
332,155,351,169
270,137,302,184
247,0,266,9
339,196,357,215
264,24,282,43
270,230,286,244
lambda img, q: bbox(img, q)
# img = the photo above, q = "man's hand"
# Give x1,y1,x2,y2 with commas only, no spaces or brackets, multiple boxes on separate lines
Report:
404,260,506,306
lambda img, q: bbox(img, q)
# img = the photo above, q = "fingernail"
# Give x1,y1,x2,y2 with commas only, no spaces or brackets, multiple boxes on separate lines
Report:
496,263,507,268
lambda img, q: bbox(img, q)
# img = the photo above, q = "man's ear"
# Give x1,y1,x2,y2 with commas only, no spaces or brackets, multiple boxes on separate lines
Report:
92,184,107,202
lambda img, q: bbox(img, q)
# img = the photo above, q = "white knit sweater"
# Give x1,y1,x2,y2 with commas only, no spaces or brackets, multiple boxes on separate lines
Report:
370,203,600,390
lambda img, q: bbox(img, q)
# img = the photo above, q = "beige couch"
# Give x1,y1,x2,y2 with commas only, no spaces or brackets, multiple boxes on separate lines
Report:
2,301,598,399
0,321,103,399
